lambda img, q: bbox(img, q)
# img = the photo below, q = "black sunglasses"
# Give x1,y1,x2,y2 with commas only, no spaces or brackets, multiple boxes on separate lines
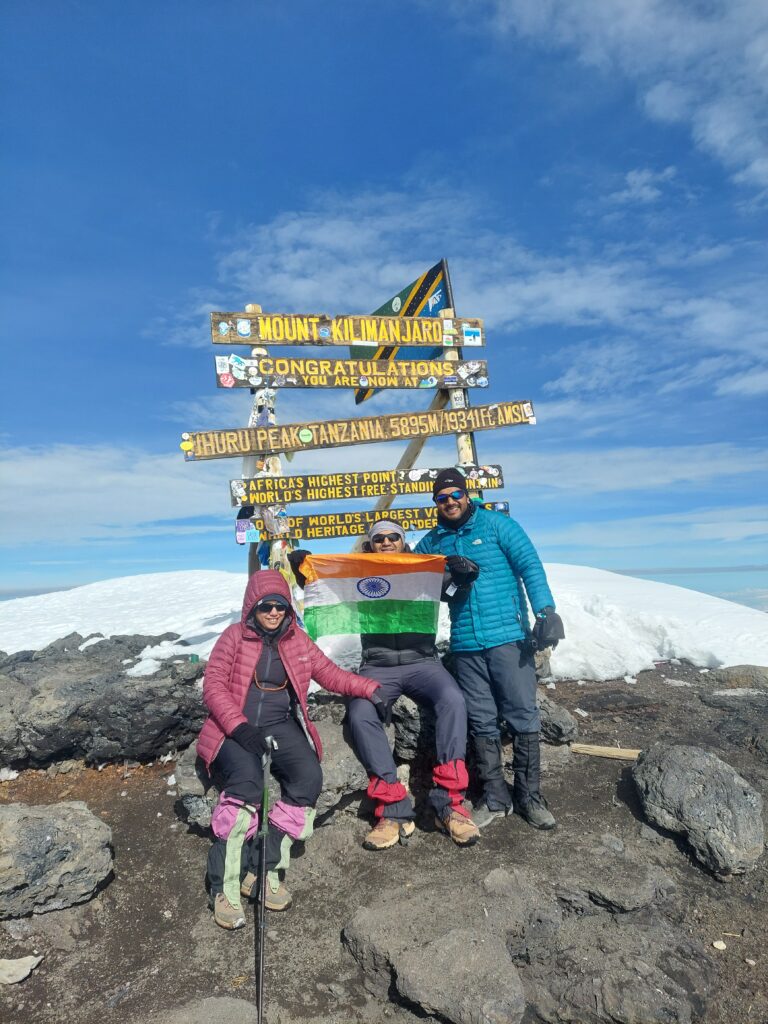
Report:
371,533,402,544
434,490,466,504
257,602,287,613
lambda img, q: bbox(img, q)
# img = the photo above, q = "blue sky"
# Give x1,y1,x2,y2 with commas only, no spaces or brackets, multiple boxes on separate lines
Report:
1,1,766,609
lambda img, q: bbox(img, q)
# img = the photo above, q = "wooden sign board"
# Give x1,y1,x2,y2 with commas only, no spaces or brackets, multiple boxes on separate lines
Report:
214,354,489,391
181,400,535,461
210,312,485,348
230,464,504,507
235,502,510,542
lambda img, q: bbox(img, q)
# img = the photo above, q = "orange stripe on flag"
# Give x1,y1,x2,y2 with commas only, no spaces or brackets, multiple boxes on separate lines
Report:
300,553,445,585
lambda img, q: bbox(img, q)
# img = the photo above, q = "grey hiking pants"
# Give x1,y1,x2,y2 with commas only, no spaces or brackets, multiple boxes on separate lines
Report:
453,640,540,737
347,659,469,820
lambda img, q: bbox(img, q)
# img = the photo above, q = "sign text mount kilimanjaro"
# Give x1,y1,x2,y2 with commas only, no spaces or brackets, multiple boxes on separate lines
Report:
211,312,485,348
181,401,535,461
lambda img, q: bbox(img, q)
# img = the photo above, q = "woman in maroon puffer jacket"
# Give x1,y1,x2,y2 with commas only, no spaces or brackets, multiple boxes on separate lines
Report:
197,569,385,930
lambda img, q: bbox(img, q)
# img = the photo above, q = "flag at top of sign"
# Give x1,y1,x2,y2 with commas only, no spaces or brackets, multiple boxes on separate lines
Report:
352,259,451,404
299,553,445,641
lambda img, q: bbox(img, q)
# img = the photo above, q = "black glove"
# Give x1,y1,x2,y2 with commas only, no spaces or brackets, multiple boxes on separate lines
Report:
231,723,270,757
370,691,394,726
445,555,480,585
532,607,565,651
287,548,312,588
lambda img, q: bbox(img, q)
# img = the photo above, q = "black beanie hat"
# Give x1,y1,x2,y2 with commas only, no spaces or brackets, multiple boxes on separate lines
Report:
257,592,290,608
432,469,468,498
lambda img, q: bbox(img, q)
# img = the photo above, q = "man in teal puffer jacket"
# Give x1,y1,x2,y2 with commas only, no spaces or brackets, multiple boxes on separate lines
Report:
416,469,564,829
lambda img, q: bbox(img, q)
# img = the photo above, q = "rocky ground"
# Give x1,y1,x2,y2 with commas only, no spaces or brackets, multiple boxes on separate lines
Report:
1,658,767,1024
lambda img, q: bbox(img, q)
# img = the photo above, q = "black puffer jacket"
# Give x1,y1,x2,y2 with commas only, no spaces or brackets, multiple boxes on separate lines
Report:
360,630,438,667
357,541,439,666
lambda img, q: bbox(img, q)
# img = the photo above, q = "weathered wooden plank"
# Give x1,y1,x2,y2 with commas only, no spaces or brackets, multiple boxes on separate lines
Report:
214,354,489,390
235,502,510,543
571,744,642,761
181,400,535,461
229,464,504,507
210,312,485,348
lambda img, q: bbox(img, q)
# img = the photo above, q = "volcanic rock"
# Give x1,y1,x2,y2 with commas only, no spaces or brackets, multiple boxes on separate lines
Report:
344,865,713,1023
0,633,205,767
632,743,765,877
0,801,112,918
708,665,768,689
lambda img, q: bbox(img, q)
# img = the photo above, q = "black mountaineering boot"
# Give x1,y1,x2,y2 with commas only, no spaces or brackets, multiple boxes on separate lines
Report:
472,736,512,814
512,732,556,830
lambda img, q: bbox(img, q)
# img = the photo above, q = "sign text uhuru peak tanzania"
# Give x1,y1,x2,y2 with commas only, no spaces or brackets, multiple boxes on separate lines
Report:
211,312,485,347
181,401,534,461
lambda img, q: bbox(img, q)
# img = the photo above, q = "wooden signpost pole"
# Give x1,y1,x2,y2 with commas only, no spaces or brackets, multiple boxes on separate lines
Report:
242,303,295,578
350,389,448,550
357,272,480,535
441,307,481,482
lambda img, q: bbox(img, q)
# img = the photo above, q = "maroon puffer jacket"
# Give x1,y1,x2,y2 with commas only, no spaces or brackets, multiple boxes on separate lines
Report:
196,569,379,768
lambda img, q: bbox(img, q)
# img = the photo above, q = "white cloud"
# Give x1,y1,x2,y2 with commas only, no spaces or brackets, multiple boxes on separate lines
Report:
537,504,768,548
716,367,768,396
543,340,649,396
453,0,768,187
479,442,768,494
609,166,676,204
0,445,231,546
1,433,764,554
194,188,767,370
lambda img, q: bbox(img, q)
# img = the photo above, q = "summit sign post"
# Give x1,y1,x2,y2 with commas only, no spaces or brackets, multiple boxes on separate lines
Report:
179,258,539,554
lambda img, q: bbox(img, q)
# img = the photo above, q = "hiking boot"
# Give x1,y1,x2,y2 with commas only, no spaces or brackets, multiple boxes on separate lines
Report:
363,818,415,851
213,892,246,930
471,804,506,829
263,876,292,912
240,871,258,899
435,811,480,847
473,736,513,814
512,732,556,830
516,794,556,830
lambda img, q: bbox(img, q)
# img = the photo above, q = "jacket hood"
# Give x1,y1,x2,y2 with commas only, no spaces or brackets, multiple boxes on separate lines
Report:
241,570,292,625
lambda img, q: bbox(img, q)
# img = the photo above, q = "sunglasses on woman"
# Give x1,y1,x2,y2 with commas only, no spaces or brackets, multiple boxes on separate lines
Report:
434,490,466,504
257,602,287,613
371,533,402,544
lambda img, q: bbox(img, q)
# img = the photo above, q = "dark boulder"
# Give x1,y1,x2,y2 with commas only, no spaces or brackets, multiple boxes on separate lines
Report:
0,632,205,767
344,864,713,1024
632,743,765,877
0,801,112,918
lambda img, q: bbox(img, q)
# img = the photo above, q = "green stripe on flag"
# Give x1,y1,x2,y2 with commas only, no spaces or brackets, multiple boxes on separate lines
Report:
305,599,438,639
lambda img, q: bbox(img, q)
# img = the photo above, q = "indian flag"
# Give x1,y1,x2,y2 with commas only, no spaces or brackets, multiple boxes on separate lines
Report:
300,553,445,641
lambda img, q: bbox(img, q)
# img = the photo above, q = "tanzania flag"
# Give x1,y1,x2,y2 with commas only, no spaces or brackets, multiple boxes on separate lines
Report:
353,259,451,404
300,552,445,641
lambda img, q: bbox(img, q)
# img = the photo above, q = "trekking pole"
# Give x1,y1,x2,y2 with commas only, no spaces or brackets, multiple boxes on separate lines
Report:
255,735,276,1024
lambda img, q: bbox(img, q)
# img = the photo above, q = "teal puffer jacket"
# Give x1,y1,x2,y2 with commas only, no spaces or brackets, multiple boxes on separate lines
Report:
415,506,554,652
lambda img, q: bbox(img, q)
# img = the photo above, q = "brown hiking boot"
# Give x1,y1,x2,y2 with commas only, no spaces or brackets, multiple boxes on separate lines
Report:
363,818,415,851
213,892,246,930
436,810,480,847
240,872,258,899
241,872,292,909
264,875,292,912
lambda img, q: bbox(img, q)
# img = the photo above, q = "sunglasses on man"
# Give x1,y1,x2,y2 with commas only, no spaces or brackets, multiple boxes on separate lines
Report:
371,533,402,544
434,490,466,504
257,602,287,613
